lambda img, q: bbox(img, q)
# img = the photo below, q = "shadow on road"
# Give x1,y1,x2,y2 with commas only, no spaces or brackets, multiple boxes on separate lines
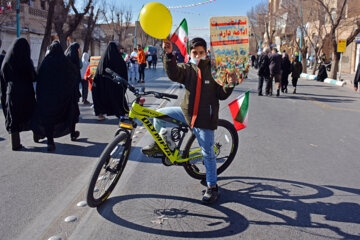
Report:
23,138,107,157
98,194,249,238
97,176,360,239
218,176,360,240
280,95,356,103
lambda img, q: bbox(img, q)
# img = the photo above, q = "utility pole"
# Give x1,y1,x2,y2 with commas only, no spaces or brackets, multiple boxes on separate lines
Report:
134,5,144,48
16,0,20,37
299,0,303,62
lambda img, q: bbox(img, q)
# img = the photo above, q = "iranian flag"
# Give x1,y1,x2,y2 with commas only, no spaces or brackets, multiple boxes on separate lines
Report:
228,91,249,131
144,46,149,54
122,53,129,62
170,18,189,62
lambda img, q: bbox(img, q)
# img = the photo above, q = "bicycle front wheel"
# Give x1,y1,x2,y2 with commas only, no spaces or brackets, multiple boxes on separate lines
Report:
183,119,239,180
87,132,131,208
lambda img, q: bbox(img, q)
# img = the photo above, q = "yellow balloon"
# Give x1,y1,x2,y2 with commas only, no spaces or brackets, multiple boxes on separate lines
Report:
139,2,172,39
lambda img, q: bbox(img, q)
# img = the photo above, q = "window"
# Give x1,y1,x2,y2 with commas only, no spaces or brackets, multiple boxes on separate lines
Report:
40,0,46,10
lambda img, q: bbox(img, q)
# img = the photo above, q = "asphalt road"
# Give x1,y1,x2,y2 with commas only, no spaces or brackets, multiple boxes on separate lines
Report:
1,63,360,240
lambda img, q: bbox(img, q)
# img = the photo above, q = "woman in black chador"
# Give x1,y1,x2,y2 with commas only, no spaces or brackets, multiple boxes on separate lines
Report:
32,41,80,151
0,38,36,150
64,42,82,140
92,42,129,121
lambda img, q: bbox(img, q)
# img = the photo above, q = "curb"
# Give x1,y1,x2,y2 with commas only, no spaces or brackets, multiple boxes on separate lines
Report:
300,73,317,80
300,73,346,87
324,78,346,87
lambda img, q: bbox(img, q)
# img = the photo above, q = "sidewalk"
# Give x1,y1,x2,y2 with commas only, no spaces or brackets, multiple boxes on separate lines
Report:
306,68,356,90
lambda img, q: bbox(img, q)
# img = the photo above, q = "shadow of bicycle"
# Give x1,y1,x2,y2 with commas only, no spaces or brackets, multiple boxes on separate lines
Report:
97,176,360,239
97,194,249,238
218,176,360,240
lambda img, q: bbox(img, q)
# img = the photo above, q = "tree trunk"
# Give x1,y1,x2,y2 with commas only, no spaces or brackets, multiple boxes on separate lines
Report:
301,47,307,73
330,51,341,80
312,51,318,75
329,37,340,79
58,34,67,50
38,0,56,69
83,8,99,54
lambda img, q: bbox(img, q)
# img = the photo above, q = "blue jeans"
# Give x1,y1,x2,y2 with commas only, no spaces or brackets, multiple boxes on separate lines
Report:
154,107,217,187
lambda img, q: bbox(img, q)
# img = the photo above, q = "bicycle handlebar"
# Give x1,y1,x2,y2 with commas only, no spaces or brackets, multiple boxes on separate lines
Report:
105,68,178,100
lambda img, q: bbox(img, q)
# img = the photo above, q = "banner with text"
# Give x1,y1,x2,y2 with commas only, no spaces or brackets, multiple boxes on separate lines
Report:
210,16,249,87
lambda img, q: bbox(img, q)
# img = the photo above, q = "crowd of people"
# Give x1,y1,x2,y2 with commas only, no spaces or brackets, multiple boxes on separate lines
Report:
256,47,303,96
0,38,131,151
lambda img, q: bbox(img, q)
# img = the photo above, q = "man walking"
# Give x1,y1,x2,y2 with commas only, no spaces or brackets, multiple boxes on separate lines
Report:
269,48,282,96
129,48,138,83
137,45,146,83
257,47,270,96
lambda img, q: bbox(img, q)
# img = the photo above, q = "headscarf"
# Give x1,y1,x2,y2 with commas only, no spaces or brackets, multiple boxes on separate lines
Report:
81,52,90,77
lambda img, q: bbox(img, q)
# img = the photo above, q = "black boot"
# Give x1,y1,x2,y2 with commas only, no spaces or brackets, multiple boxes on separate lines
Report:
276,89,280,97
10,132,23,151
47,138,56,152
70,131,80,141
33,133,40,143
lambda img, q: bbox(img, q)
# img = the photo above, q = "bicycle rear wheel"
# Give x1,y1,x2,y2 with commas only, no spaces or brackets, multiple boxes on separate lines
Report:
183,119,238,180
87,132,131,208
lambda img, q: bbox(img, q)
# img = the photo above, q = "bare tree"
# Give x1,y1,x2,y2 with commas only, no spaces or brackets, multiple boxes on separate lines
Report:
247,2,267,52
83,5,100,53
53,0,93,50
38,0,56,68
314,0,360,79
281,0,310,72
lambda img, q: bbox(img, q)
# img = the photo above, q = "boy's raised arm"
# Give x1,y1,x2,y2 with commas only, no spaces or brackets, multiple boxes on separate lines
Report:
162,39,187,84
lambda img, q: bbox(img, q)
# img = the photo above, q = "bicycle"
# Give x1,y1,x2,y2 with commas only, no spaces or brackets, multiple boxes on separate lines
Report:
86,68,239,208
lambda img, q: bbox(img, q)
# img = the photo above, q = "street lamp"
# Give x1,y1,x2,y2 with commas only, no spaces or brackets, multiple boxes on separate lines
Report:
134,5,144,48
250,33,262,53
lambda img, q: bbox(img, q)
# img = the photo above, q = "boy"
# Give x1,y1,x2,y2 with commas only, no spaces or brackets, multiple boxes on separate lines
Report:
142,38,238,204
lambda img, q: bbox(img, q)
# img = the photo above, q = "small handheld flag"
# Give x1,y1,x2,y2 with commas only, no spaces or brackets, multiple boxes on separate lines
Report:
228,91,249,131
144,46,149,54
170,18,190,63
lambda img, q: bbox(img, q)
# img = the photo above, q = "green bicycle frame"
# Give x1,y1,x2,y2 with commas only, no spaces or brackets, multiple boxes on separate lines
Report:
125,101,203,164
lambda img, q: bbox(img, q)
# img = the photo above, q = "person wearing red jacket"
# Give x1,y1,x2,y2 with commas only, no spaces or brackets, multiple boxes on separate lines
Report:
137,45,146,83
84,64,97,91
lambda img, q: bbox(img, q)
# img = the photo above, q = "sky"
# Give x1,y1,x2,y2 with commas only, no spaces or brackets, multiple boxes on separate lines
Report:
111,0,265,41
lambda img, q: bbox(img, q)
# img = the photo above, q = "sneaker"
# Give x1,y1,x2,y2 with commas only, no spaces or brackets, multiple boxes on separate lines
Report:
141,141,162,156
159,128,176,151
202,185,219,204
83,100,90,105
